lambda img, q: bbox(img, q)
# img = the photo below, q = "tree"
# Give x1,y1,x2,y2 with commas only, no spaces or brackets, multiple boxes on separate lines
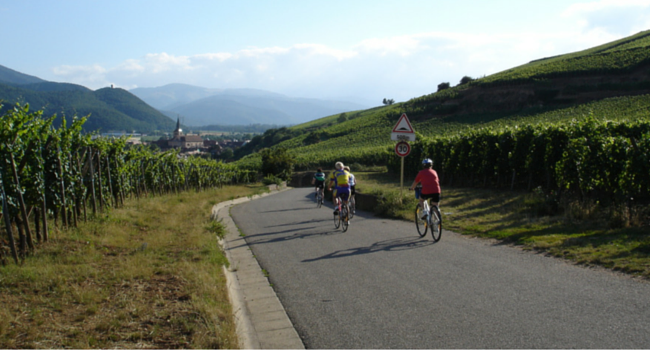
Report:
459,76,474,85
219,148,234,160
303,131,321,145
260,147,294,180
338,113,348,123
437,82,450,91
382,98,395,106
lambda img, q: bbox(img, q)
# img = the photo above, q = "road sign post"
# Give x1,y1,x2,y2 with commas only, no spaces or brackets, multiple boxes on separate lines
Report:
392,114,415,197
395,141,411,197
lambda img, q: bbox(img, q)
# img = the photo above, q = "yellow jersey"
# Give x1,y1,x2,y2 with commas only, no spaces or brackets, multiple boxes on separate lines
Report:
329,170,350,187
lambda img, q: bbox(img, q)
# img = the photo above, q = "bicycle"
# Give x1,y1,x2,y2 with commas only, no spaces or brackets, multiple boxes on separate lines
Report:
315,187,324,208
414,189,442,242
333,196,350,232
348,194,356,219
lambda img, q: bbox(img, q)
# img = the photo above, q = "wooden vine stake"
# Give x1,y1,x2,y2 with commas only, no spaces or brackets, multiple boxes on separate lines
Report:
0,173,19,264
10,153,34,252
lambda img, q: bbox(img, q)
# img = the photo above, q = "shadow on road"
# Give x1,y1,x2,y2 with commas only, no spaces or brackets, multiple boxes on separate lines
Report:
231,229,341,249
301,236,436,262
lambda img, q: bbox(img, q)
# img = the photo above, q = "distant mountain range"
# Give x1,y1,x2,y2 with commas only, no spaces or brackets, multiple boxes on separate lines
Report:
0,64,371,132
0,64,175,133
130,83,371,126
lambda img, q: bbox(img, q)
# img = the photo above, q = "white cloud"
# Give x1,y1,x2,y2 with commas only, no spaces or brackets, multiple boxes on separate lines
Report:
562,0,650,35
52,64,109,87
357,35,422,56
142,53,193,73
50,10,648,103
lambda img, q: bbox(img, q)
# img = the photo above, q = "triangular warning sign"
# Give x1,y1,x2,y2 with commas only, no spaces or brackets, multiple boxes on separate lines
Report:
392,113,414,133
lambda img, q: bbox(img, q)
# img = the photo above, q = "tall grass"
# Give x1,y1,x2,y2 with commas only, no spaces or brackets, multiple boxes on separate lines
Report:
355,172,650,279
0,184,268,348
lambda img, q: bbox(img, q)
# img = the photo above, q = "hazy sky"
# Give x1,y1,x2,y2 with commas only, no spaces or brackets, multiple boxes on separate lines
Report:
1,0,649,105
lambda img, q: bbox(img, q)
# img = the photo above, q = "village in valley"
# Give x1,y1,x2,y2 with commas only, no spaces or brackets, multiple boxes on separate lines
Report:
111,117,250,160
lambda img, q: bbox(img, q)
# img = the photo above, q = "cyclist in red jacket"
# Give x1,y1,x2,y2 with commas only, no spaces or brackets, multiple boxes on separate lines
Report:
409,158,441,210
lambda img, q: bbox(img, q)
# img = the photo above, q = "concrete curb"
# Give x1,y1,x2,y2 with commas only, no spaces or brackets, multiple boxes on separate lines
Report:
211,186,304,349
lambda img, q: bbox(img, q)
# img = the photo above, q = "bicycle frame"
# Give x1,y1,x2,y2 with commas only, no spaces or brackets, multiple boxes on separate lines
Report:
335,195,350,232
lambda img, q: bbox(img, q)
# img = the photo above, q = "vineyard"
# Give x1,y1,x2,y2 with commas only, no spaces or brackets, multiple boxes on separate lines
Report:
0,104,253,265
238,92,650,173
236,106,402,170
390,116,650,203
402,29,650,120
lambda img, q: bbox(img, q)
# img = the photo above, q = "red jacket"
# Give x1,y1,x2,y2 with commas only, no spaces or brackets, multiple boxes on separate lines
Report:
415,169,441,195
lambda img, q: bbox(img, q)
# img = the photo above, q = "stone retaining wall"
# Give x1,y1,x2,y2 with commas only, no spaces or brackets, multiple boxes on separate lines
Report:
291,172,379,212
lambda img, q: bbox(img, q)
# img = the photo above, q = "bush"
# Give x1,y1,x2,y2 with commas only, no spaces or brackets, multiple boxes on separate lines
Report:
459,76,474,85
262,174,283,187
260,147,294,180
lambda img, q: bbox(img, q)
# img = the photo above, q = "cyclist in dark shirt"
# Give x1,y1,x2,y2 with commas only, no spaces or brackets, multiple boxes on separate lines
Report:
312,168,326,198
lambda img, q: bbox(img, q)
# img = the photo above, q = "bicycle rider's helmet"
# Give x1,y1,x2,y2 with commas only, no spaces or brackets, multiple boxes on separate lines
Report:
422,158,433,165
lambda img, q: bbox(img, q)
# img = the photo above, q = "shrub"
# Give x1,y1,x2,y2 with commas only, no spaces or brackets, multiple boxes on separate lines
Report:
260,147,294,180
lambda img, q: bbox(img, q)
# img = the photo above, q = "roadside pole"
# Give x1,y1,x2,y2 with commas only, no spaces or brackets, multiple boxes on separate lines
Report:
391,114,415,198
401,156,404,197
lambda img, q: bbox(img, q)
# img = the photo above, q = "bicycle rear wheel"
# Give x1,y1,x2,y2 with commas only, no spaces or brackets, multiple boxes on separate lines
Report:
430,206,442,242
341,204,349,232
333,207,341,229
348,196,355,219
317,191,323,208
415,204,427,237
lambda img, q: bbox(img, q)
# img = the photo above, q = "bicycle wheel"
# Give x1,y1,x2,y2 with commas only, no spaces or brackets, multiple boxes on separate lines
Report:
430,206,442,242
348,196,355,219
317,191,322,208
415,204,427,237
333,206,341,229
341,204,349,232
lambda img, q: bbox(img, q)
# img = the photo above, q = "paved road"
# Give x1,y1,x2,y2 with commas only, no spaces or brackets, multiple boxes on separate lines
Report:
230,188,650,349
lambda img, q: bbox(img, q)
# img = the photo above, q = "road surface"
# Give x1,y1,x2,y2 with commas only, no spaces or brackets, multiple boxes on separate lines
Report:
230,188,650,348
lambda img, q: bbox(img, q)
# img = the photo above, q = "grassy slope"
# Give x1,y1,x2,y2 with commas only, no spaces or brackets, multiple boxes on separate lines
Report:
0,184,269,348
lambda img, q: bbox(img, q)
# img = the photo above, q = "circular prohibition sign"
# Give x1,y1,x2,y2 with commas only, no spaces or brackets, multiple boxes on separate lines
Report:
395,141,411,157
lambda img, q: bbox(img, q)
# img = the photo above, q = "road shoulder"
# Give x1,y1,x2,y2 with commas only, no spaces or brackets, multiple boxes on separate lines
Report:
211,186,304,349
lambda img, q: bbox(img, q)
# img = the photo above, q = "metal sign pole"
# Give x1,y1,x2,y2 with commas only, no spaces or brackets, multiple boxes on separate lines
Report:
400,156,404,198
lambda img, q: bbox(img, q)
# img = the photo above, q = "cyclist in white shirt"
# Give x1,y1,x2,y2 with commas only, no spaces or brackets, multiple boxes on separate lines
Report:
344,166,357,198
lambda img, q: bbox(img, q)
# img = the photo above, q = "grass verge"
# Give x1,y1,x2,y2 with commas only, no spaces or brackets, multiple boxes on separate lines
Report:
355,171,650,280
0,183,269,349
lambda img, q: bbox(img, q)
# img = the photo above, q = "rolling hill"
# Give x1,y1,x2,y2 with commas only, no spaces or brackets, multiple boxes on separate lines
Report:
0,64,176,133
130,84,371,126
234,29,650,172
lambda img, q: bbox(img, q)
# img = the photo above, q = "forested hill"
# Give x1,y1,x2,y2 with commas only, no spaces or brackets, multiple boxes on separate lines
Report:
0,64,46,85
0,64,175,133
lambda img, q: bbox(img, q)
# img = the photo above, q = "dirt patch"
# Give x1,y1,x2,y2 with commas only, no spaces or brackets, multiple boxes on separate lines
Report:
0,270,201,348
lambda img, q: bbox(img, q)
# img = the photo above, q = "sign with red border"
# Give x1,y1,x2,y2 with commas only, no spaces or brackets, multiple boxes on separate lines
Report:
391,113,416,141
395,141,411,157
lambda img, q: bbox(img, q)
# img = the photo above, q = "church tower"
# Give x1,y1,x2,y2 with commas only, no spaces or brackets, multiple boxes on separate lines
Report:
173,117,182,139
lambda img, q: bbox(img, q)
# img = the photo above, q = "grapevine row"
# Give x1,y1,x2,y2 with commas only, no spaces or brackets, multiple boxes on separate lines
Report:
389,117,650,202
0,104,253,265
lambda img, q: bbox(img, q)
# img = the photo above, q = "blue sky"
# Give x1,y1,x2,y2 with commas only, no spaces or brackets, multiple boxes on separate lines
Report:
1,0,649,105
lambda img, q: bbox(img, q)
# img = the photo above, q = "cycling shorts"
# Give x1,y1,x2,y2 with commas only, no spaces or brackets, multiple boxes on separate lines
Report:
336,186,350,201
350,185,356,196
420,192,440,203
314,180,324,189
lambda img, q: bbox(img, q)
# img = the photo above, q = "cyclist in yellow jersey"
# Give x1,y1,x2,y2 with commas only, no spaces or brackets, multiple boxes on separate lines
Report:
328,161,351,216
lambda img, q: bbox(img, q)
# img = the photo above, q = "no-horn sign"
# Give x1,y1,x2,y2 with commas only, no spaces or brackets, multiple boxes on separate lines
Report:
395,141,411,157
